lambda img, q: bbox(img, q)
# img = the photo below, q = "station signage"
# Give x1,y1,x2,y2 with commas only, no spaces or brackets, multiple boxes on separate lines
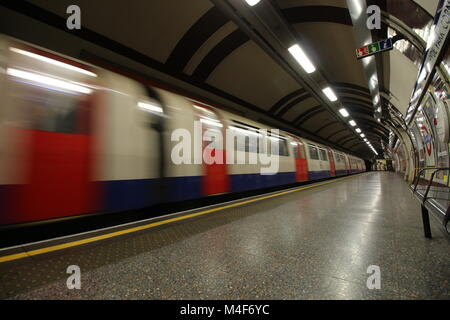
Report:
355,38,393,59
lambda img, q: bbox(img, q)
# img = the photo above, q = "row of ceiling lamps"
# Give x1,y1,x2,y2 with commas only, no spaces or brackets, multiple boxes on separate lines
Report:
324,88,378,156
288,44,377,154
244,0,378,156
338,107,377,155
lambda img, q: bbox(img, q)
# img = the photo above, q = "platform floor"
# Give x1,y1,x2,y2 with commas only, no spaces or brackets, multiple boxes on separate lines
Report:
0,172,449,300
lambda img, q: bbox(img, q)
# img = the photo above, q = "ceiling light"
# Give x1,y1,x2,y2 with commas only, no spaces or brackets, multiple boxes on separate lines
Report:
7,68,92,94
245,0,261,6
339,108,349,117
355,128,361,133
200,118,223,127
363,138,368,142
360,133,365,138
349,120,356,127
322,87,338,102
10,47,97,77
374,94,380,104
138,101,163,113
288,44,316,74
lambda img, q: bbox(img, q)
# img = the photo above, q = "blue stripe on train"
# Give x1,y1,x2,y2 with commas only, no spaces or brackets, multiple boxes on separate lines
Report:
230,172,296,193
335,170,348,176
103,176,202,212
103,178,160,212
165,176,202,202
308,171,330,180
103,168,354,212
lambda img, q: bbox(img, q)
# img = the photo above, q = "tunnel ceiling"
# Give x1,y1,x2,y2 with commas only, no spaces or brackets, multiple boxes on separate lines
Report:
2,0,436,159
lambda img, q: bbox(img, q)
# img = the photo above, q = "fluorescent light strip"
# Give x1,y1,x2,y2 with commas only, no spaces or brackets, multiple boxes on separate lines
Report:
200,118,223,127
229,126,261,136
245,0,261,6
349,120,356,127
138,101,163,113
360,134,365,138
10,47,97,77
322,87,338,102
7,68,92,94
355,128,361,133
288,44,316,74
374,94,380,104
339,108,349,117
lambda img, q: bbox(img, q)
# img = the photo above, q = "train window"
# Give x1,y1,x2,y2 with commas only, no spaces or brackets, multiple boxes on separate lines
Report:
9,79,88,135
230,125,259,153
334,153,340,163
280,139,289,156
270,137,289,156
299,143,306,159
308,145,319,160
246,135,258,153
235,135,246,152
291,142,299,158
319,149,328,161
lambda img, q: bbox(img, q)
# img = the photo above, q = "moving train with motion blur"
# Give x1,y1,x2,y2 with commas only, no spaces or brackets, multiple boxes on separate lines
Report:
0,35,366,226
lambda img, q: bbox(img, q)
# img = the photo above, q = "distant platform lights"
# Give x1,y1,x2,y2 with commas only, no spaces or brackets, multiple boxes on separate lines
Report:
365,139,378,155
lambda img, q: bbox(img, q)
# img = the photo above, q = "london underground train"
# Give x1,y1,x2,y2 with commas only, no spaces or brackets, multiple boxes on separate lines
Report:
0,35,365,226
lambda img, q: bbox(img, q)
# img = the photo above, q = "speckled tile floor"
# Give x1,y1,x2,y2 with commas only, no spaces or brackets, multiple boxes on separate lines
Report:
1,172,449,300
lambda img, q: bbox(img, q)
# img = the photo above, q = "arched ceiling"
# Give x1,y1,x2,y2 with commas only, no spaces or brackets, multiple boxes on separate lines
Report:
0,0,433,159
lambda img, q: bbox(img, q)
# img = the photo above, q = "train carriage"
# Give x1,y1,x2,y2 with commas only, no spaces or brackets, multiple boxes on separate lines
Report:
0,35,366,226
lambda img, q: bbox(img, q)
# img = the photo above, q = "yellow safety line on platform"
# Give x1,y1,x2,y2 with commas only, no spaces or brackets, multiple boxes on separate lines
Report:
0,173,366,263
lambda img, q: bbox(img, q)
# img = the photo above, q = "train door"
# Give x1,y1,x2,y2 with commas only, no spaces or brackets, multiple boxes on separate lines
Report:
291,138,308,181
194,104,229,195
345,156,351,174
4,45,99,224
327,148,336,177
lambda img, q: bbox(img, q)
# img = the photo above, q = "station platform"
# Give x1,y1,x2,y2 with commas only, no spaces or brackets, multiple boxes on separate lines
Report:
0,172,449,300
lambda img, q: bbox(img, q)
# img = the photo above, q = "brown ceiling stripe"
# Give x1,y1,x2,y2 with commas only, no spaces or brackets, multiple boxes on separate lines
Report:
324,128,349,140
314,121,339,134
276,93,311,117
282,6,353,26
347,141,366,149
354,117,390,135
165,6,230,72
346,105,374,116
268,88,306,114
293,105,323,124
335,88,372,100
341,97,373,109
341,136,360,146
334,134,356,145
192,29,249,82
330,82,370,94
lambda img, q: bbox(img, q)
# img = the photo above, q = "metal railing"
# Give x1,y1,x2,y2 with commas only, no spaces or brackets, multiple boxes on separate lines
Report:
410,167,450,238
